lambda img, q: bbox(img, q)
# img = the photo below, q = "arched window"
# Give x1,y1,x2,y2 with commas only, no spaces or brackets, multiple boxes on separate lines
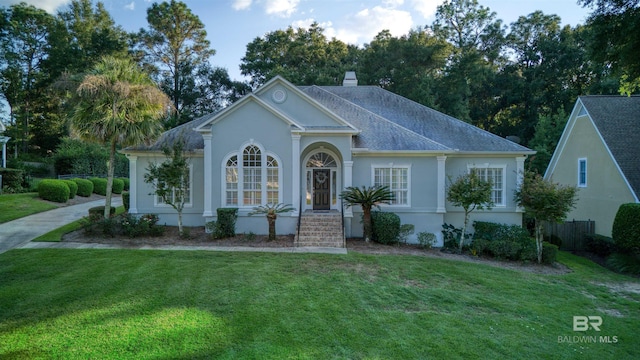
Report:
225,155,238,205
267,156,279,204
223,144,280,207
243,145,262,205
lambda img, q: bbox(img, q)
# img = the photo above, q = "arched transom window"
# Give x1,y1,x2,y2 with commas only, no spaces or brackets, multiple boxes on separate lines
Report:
224,144,281,207
306,152,337,168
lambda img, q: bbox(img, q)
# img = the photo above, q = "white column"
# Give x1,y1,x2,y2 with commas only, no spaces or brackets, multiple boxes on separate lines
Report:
128,155,138,214
202,133,214,217
291,134,301,216
516,156,525,212
343,160,353,217
437,155,447,213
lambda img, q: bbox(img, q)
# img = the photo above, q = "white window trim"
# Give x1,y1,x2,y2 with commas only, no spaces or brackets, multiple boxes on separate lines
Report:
467,163,507,207
221,141,283,208
371,163,411,207
578,158,587,188
154,164,194,208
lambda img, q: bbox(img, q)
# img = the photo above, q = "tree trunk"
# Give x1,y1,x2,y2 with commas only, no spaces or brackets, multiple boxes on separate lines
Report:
459,209,469,253
104,140,116,218
178,210,183,236
267,213,277,241
363,207,372,242
536,222,544,264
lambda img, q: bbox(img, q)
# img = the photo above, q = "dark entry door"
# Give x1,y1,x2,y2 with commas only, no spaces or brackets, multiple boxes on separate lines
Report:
313,169,331,210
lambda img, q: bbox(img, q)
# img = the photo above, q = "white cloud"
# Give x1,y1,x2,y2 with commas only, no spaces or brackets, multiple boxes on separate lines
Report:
264,0,299,18
410,0,440,19
333,6,413,45
232,0,252,11
0,0,70,13
383,0,404,7
124,2,135,11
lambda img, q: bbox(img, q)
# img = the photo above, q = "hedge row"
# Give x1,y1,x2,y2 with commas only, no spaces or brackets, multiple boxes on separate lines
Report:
36,177,129,203
38,179,70,203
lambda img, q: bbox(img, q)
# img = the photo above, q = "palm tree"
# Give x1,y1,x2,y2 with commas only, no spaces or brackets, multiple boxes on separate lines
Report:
70,56,171,218
340,186,394,242
249,203,295,241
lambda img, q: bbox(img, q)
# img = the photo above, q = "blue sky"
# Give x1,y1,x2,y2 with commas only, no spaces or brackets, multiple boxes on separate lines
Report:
2,0,591,81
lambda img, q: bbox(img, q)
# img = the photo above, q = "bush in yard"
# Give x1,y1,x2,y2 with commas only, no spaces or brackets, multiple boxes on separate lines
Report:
541,242,558,264
215,208,238,238
612,203,640,254
73,178,94,197
111,178,125,194
0,168,24,192
62,180,78,199
119,177,130,191
122,191,130,212
398,224,415,244
371,211,401,244
90,177,108,195
88,206,116,218
417,232,436,249
38,179,70,203
585,234,616,257
471,221,539,261
606,253,640,275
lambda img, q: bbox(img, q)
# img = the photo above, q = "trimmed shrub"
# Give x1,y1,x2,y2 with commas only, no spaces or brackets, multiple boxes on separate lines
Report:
417,232,437,249
541,242,559,264
90,177,108,195
398,224,415,244
612,203,640,254
0,168,24,192
38,179,70,203
88,206,116,218
215,208,238,238
585,234,616,257
112,178,125,194
122,191,130,212
471,221,544,262
119,177,130,191
606,253,640,275
74,178,94,197
371,211,401,245
62,180,78,199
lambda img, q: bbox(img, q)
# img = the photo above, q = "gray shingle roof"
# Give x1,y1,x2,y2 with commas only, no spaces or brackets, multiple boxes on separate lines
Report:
126,112,214,151
302,85,532,152
580,95,640,198
128,82,533,154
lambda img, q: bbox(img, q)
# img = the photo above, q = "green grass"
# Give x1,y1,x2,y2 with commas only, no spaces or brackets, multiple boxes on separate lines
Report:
32,206,126,242
0,249,638,359
0,193,58,224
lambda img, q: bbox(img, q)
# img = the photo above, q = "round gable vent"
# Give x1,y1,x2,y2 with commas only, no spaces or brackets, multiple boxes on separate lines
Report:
272,89,287,103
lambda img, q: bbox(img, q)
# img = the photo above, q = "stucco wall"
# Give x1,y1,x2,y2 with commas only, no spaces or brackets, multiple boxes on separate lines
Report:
548,115,636,236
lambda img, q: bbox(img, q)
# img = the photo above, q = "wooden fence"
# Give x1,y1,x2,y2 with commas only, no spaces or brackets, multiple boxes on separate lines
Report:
544,220,595,251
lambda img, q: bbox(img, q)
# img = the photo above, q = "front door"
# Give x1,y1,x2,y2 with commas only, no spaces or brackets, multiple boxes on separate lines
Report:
313,169,331,210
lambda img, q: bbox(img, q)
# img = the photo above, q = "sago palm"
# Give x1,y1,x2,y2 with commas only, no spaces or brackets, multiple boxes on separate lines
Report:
70,56,171,217
340,186,394,242
250,203,295,241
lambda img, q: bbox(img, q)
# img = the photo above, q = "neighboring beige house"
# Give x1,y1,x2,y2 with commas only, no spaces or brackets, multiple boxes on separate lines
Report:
545,95,640,237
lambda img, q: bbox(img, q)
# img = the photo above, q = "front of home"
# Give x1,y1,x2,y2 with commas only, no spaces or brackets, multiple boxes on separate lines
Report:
123,74,534,246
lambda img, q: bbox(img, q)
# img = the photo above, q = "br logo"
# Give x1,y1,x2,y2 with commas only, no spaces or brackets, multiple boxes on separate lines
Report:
573,316,602,331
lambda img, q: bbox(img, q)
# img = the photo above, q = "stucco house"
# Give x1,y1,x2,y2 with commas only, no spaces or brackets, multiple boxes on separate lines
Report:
545,95,640,237
123,73,534,246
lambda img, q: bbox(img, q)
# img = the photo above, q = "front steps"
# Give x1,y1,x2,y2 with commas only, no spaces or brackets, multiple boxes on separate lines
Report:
294,211,345,248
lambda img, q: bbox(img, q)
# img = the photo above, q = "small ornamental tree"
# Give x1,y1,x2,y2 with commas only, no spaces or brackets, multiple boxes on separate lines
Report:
514,171,577,263
447,171,494,253
144,139,191,236
340,185,394,242
249,203,295,241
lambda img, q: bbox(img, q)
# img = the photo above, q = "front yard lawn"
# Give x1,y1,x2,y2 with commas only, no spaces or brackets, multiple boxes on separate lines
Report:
0,249,638,359
0,193,57,224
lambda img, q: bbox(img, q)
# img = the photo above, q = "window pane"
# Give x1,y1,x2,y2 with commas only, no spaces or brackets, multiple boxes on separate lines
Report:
373,167,407,205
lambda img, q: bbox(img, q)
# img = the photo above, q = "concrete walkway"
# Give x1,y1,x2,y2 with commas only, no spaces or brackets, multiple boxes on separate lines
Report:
0,198,347,255
0,198,122,255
